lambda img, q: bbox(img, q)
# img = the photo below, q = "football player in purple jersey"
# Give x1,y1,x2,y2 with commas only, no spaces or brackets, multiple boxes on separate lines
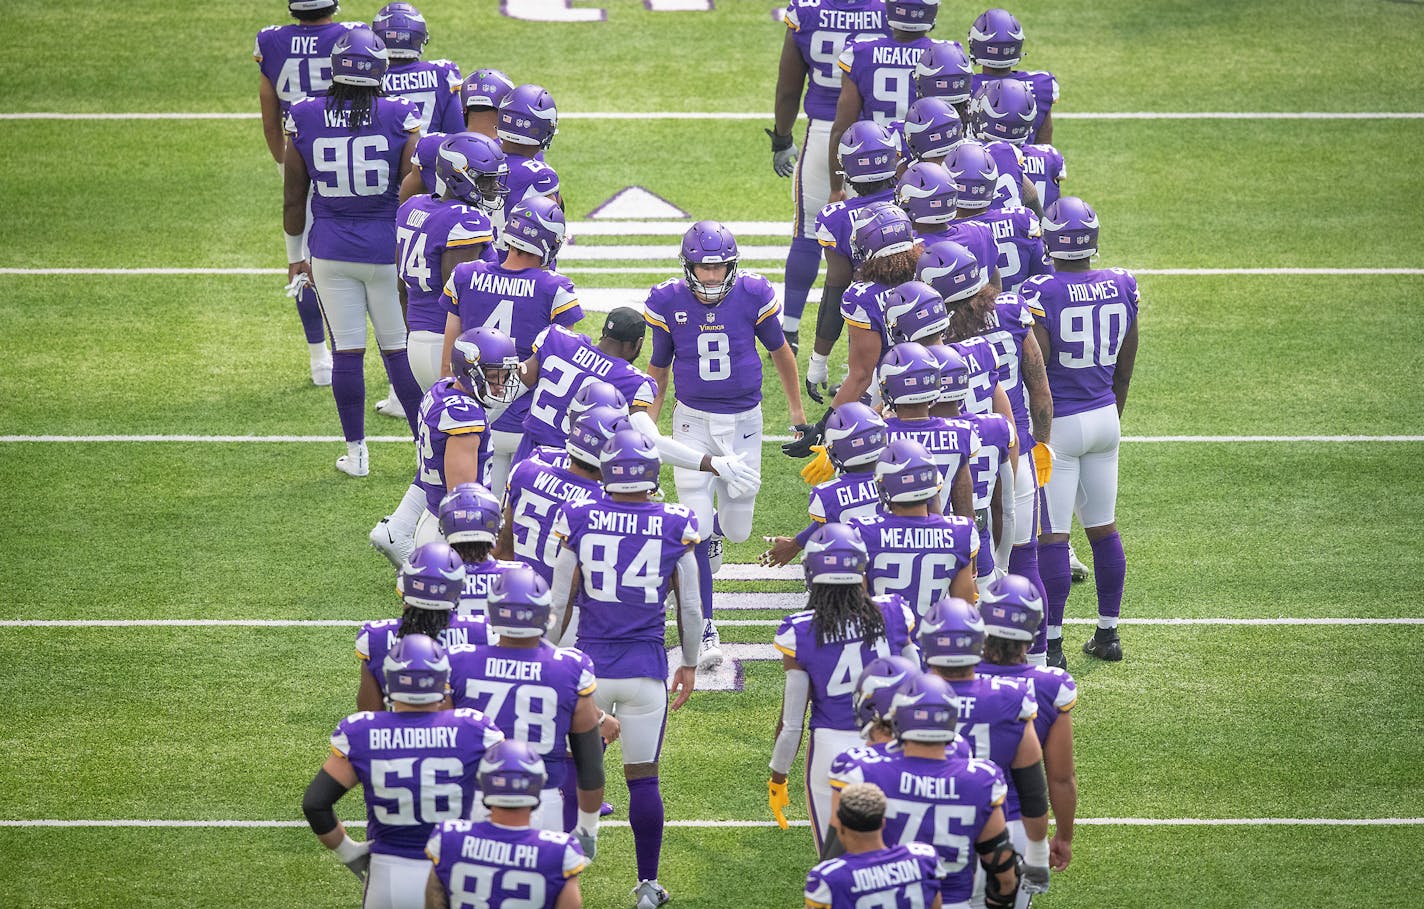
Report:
948,132,1050,295
977,575,1077,874
442,195,583,499
548,429,704,909
761,402,887,568
804,783,946,909
255,1,353,387
645,221,804,668
896,162,1003,287
919,597,1052,899
769,523,919,850
828,673,1021,909
830,203,921,409
770,0,888,351
877,345,976,517
373,4,463,134
356,542,494,712
802,121,903,410
1023,198,1138,664
1021,143,1066,212
966,82,1040,214
497,84,562,224
853,437,978,615
304,634,504,908
438,483,521,618
394,69,517,204
828,0,941,196
968,8,1058,145
283,27,424,476
446,567,611,849
409,328,519,547
496,401,624,584
425,741,588,909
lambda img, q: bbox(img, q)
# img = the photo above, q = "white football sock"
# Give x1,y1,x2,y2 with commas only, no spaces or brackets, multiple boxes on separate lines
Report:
388,484,426,539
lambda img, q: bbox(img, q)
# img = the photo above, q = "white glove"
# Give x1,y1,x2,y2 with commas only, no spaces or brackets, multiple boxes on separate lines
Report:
710,453,761,498
806,354,829,386
283,271,311,298
334,836,371,882
574,826,597,861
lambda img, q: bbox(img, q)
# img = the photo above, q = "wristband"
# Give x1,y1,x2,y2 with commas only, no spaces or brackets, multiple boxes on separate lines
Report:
285,232,305,264
1025,837,1050,866
334,835,366,862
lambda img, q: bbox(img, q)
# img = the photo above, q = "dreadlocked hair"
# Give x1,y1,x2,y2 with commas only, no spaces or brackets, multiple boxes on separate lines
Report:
983,636,1030,666
325,82,381,132
397,605,451,640
944,283,997,342
452,541,493,564
856,247,921,286
808,583,886,649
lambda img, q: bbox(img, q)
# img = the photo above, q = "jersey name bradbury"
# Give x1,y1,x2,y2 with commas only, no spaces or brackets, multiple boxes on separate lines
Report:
367,726,463,750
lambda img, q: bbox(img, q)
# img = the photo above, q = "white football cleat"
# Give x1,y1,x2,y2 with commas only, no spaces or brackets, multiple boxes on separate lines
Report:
310,350,333,387
698,619,723,671
706,534,724,575
369,517,414,567
374,385,406,419
336,442,369,478
632,879,671,909
1069,546,1091,582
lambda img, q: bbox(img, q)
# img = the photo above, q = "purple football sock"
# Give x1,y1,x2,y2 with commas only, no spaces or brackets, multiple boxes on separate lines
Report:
1090,531,1126,622
695,539,714,622
626,776,664,882
1009,542,1049,654
380,349,423,438
1038,540,1071,639
295,284,325,345
331,351,365,443
781,237,822,323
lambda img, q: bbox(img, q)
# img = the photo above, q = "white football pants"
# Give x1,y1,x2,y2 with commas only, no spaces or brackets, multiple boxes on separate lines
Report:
1043,403,1120,533
310,258,406,352
806,726,862,854
793,119,833,240
407,329,443,391
363,853,429,909
593,677,668,766
671,402,763,544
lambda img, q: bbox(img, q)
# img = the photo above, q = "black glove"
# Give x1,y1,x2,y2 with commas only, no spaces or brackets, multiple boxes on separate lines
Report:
766,128,799,178
781,408,832,459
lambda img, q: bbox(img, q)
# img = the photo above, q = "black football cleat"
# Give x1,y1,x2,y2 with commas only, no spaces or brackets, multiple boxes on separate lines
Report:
1082,627,1123,661
786,330,799,355
1045,639,1067,670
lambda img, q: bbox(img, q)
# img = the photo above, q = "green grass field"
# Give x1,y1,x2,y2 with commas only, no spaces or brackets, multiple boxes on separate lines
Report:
2,1,1423,907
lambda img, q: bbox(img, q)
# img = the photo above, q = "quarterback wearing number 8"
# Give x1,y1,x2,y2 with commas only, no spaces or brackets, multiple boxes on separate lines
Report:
1021,197,1139,664
644,221,807,671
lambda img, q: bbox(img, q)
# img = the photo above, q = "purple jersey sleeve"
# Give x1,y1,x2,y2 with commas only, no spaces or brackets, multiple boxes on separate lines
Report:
522,326,659,448
839,35,933,124
942,219,1000,277
984,140,1027,210
786,0,888,122
1021,268,1139,417
982,293,1036,447
951,673,1036,820
416,379,491,513
382,59,464,133
854,512,978,617
398,195,494,334
505,157,561,209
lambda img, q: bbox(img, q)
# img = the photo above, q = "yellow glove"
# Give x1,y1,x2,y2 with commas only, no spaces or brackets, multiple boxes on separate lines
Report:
799,446,835,486
768,778,791,829
1032,443,1054,487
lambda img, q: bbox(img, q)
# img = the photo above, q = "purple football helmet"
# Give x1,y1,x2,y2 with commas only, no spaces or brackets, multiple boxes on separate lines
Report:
903,98,965,162
916,238,988,303
850,201,917,263
503,196,565,265
289,0,338,14
450,326,521,406
916,39,974,104
383,633,451,705
896,161,960,226
824,402,889,470
599,428,661,494
681,221,740,304
854,656,920,732
874,437,942,504
462,68,515,111
497,83,558,149
1042,196,1100,260
330,27,389,88
971,79,1037,146
890,672,960,742
887,0,940,33
885,281,950,344
919,596,987,667
879,343,945,408
926,343,971,404
942,141,999,210
436,133,508,212
803,522,870,587
562,379,629,435
487,564,553,639
969,8,1025,68
979,573,1045,641
567,404,632,466
438,482,502,546
398,541,466,610
372,4,428,60
838,121,901,184
478,740,547,808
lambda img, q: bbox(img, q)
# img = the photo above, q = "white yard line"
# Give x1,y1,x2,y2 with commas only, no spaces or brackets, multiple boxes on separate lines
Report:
1,817,1419,828
4,435,1420,444
2,617,1420,628
2,111,1422,121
